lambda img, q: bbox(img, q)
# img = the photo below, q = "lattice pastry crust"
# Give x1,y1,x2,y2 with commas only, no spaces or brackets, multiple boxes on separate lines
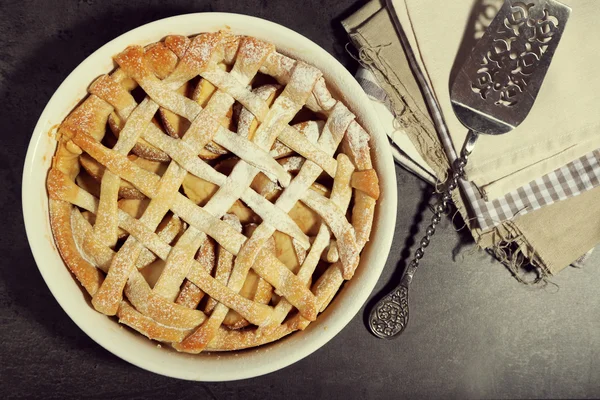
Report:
47,31,379,353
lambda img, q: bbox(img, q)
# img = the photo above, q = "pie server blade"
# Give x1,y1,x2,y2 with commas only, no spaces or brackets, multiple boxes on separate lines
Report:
451,0,571,135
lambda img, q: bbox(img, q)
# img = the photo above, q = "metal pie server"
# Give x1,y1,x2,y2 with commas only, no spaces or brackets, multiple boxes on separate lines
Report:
369,0,571,339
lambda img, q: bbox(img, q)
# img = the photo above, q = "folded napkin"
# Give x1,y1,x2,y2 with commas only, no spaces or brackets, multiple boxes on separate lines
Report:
390,0,600,200
343,0,600,275
357,64,600,230
357,68,436,184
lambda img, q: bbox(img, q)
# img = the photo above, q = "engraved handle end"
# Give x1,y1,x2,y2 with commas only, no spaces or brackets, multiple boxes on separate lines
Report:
368,285,410,339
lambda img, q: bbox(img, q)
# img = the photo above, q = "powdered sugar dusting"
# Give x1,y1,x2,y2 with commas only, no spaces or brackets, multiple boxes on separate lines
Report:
344,121,373,171
238,37,273,67
46,30,379,353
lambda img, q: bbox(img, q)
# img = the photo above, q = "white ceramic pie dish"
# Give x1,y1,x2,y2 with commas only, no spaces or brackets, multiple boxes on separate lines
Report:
22,13,397,381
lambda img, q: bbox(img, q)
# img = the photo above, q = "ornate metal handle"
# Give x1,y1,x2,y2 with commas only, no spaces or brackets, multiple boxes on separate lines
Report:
368,131,478,339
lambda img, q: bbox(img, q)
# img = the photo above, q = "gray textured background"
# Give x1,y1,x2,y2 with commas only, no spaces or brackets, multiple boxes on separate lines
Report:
1,0,599,398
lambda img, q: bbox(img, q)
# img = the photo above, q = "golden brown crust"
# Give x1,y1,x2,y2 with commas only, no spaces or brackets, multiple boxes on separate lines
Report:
352,169,380,200
46,31,379,353
49,198,104,296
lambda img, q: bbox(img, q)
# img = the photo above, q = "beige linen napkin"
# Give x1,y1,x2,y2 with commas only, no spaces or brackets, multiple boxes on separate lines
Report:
343,0,600,275
391,0,600,200
356,69,436,183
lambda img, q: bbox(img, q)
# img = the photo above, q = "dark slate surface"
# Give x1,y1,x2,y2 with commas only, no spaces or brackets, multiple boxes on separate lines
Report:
1,0,599,398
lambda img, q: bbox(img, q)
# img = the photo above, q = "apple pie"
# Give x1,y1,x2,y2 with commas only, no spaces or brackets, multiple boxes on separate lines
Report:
47,31,379,352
